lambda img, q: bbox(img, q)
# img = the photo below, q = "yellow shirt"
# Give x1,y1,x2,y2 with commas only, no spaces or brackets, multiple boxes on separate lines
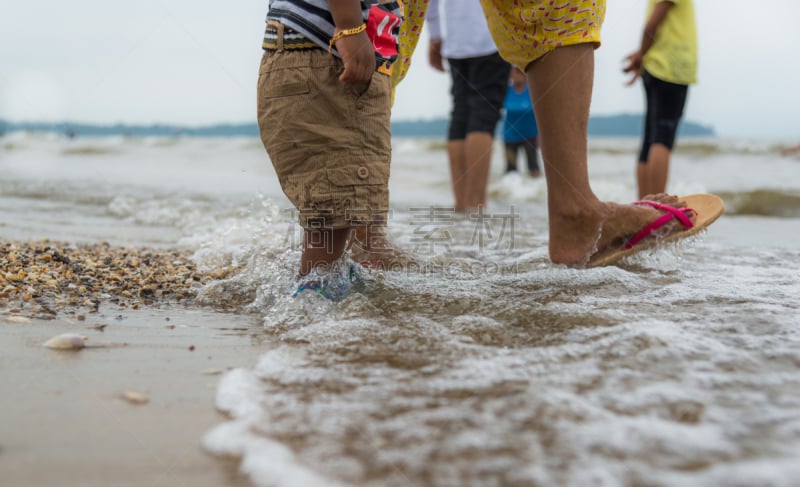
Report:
643,0,697,85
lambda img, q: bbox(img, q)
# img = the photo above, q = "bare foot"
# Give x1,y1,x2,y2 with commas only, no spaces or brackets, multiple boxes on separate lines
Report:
350,244,418,270
641,193,681,207
548,194,697,267
349,226,418,270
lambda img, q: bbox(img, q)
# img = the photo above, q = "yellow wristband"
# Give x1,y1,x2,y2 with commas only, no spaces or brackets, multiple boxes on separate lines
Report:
328,24,367,54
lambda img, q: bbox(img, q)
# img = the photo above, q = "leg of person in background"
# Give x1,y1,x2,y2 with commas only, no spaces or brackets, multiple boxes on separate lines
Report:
447,54,509,212
464,54,510,210
505,141,520,173
636,82,654,198
447,131,493,211
522,136,541,177
639,143,671,198
463,131,494,209
636,71,688,198
446,139,468,211
446,57,471,212
526,43,694,265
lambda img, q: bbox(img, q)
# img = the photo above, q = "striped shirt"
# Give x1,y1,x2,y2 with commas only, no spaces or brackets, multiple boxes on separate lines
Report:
264,0,403,67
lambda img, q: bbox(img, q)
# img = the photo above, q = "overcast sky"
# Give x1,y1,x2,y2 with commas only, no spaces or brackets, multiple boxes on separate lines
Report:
2,0,798,137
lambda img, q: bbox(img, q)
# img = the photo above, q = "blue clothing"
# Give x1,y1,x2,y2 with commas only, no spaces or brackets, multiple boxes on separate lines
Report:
502,84,538,143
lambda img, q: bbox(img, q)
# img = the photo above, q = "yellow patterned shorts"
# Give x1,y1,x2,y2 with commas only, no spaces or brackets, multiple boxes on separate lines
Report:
479,0,606,70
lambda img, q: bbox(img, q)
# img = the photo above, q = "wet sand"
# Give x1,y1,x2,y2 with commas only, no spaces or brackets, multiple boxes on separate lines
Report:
0,306,264,487
0,240,261,487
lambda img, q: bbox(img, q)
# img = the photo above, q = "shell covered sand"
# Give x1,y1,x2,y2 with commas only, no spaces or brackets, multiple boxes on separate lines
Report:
1,240,234,320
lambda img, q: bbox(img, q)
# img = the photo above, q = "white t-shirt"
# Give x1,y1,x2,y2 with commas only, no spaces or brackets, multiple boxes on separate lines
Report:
427,0,498,59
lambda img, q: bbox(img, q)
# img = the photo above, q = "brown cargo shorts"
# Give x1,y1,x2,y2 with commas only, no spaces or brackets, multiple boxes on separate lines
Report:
257,45,392,230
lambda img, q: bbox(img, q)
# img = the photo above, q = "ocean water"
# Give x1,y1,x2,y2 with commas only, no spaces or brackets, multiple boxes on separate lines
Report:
2,133,800,486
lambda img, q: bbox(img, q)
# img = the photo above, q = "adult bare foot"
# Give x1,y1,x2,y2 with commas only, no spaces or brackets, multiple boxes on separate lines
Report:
641,193,685,208
548,194,697,267
640,193,697,221
588,195,697,267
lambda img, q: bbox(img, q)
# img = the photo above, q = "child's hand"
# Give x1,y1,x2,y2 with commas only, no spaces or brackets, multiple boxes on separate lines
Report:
622,51,643,86
335,31,374,84
428,39,444,72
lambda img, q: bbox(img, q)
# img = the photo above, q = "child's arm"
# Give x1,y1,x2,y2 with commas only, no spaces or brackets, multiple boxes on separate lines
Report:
330,0,374,84
623,1,674,85
426,0,444,72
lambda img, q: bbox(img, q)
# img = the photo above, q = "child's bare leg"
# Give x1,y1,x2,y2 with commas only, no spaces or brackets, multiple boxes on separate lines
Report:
505,144,518,172
300,227,350,276
527,44,694,266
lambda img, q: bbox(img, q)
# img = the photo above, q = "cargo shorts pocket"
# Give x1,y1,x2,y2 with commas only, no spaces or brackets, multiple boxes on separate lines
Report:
263,80,310,99
258,68,314,157
326,164,390,222
347,72,373,98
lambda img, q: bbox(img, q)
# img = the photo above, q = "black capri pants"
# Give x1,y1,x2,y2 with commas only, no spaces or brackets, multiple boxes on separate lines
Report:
638,69,689,163
447,52,511,140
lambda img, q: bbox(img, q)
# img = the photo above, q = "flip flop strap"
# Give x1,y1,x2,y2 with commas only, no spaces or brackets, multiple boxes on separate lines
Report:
624,201,695,249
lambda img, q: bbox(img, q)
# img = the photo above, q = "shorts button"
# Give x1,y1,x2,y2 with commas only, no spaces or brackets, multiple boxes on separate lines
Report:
355,101,364,110
357,166,369,179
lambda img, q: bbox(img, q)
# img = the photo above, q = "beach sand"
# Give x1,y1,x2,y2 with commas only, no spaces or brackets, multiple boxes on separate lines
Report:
0,307,263,487
0,240,261,487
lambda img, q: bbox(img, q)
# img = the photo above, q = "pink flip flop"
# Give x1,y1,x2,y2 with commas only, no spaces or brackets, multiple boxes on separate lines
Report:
624,200,695,249
588,193,725,268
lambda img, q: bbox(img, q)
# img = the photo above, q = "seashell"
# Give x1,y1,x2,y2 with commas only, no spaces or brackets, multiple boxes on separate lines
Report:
5,315,31,323
121,391,149,405
201,369,225,376
43,333,87,350
1,239,225,321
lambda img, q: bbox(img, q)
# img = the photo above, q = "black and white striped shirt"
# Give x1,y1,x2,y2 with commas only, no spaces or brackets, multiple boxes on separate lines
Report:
264,0,403,65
